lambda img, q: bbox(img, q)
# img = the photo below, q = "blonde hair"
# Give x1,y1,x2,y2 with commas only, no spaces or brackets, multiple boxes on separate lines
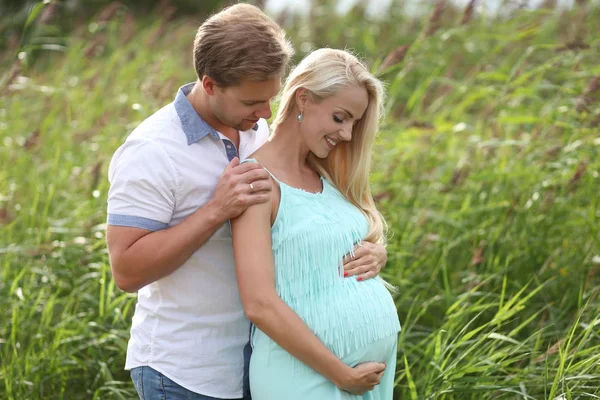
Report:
193,4,294,87
272,49,387,245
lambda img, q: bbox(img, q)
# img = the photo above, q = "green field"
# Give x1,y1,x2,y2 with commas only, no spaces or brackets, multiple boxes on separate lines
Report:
1,1,599,399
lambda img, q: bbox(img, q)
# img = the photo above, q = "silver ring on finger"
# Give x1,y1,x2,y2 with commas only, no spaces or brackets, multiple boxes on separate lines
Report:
249,182,255,192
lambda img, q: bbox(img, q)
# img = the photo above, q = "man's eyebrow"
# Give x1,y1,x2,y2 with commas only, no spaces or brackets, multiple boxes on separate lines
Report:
337,107,354,119
242,99,270,104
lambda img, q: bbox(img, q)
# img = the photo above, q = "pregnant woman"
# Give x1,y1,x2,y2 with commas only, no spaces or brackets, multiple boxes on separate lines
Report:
231,48,401,399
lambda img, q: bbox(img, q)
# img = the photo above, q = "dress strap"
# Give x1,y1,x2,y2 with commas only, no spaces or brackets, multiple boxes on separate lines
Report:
241,158,280,183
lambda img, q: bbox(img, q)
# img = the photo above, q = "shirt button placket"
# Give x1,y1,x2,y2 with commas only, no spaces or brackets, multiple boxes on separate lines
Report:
224,140,238,161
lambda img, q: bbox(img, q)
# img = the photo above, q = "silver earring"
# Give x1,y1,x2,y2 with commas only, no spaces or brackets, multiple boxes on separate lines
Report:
297,112,303,123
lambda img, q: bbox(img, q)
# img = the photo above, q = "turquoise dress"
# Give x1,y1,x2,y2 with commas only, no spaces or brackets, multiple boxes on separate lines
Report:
243,159,401,399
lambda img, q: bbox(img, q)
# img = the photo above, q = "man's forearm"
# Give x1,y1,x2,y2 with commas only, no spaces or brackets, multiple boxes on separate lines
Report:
111,200,227,291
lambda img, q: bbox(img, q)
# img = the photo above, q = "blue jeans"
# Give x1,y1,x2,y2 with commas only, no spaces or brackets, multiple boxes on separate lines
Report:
130,366,247,400
242,336,252,399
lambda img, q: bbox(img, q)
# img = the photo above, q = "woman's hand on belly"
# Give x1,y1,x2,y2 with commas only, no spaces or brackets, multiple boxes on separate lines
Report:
343,241,387,281
335,361,386,395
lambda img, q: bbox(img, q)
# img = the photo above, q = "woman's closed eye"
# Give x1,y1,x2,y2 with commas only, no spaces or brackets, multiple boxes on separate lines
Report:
333,115,344,123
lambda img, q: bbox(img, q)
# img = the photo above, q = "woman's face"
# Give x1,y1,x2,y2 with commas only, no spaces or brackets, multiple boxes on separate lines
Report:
300,85,369,159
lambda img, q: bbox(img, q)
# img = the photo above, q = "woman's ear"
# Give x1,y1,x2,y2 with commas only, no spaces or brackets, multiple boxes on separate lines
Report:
295,88,310,112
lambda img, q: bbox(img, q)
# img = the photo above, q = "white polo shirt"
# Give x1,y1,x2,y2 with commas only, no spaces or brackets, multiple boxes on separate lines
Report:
107,83,268,398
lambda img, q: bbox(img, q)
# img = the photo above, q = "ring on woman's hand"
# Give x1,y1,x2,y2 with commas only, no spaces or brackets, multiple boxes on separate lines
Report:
250,183,255,191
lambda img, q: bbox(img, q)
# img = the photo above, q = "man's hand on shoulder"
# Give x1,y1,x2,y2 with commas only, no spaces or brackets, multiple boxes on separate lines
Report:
208,158,273,221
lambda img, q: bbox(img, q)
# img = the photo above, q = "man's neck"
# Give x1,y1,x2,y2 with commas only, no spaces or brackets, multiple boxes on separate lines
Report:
187,81,239,144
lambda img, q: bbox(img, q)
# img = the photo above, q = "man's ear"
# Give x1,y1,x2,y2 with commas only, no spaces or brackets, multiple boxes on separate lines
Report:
201,75,217,96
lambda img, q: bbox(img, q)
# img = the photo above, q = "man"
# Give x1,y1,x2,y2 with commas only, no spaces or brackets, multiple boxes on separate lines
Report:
106,4,388,399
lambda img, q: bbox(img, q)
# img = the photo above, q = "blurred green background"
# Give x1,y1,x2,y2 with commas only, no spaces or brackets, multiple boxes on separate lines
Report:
1,0,599,399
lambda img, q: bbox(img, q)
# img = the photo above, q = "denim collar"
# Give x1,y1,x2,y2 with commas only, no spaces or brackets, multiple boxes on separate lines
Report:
174,82,220,145
174,82,260,145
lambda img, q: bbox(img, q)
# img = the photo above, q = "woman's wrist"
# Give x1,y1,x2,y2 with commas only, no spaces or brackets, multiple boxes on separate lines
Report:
330,363,355,388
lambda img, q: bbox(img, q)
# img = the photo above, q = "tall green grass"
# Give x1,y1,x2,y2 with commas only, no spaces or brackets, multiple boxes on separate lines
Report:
1,1,599,398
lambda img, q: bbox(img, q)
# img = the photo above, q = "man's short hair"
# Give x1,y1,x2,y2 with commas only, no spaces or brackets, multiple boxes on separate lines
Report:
193,3,294,87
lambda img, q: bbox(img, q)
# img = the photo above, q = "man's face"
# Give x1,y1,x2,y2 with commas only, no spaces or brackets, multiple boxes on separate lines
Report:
210,77,281,132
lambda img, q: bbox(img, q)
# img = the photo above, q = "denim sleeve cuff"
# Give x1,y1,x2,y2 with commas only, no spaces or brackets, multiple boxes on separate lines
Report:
107,214,169,231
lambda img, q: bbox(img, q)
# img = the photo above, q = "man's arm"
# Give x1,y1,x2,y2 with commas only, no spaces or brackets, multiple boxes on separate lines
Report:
231,198,385,395
107,200,225,292
107,156,272,292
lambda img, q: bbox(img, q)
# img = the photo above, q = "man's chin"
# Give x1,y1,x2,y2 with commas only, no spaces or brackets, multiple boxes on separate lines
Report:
239,119,259,131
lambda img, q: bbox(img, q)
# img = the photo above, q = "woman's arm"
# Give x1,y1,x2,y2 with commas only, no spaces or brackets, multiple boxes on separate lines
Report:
231,198,385,395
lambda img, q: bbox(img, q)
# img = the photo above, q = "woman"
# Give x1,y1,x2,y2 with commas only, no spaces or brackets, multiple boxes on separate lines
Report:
232,48,401,399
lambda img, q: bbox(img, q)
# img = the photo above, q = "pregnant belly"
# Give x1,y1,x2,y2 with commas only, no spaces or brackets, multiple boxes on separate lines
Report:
341,333,398,367
287,277,401,358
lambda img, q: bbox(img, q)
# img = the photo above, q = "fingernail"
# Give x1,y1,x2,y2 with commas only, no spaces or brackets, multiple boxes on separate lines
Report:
344,272,349,277
357,276,363,281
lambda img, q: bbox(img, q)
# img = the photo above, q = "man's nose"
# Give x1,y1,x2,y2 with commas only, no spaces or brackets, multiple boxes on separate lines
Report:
255,104,272,120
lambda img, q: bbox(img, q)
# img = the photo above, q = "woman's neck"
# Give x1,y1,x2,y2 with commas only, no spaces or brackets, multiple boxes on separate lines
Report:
266,118,313,174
